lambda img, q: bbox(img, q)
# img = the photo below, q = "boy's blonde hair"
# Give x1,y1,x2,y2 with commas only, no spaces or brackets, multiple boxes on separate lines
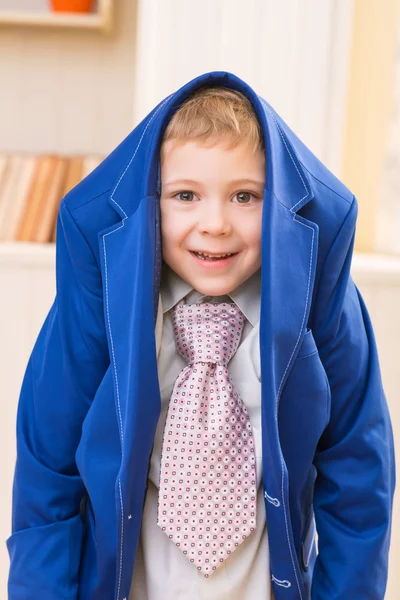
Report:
160,86,265,159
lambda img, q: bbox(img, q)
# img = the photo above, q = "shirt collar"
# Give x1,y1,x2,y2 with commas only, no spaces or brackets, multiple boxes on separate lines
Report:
160,261,261,327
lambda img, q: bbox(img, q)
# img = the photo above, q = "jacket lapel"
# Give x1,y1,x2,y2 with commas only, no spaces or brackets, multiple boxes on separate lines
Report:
260,189,318,490
97,195,162,512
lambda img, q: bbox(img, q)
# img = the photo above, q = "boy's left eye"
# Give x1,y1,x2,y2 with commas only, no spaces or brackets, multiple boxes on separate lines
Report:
174,191,257,203
234,192,256,204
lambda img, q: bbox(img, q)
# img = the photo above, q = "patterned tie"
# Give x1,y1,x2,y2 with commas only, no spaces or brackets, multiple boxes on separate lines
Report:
157,298,257,578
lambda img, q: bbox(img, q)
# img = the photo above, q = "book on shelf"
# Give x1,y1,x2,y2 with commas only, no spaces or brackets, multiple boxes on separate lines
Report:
0,153,104,244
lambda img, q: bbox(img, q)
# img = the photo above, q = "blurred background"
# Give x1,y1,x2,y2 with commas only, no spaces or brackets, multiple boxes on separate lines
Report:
0,0,399,597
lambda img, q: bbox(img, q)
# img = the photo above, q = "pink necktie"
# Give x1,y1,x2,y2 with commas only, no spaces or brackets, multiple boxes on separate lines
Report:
157,299,257,578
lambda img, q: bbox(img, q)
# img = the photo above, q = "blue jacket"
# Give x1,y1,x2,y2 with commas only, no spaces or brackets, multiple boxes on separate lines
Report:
6,71,395,600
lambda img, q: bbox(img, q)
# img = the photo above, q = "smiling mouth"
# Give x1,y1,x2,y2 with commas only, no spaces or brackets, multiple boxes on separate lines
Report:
190,250,239,262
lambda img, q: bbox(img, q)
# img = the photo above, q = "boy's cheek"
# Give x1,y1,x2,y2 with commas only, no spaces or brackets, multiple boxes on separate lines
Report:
160,211,174,241
160,212,188,252
160,225,177,255
160,234,179,266
160,203,179,232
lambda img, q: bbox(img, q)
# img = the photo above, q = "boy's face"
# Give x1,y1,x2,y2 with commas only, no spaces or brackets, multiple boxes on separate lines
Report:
160,138,266,297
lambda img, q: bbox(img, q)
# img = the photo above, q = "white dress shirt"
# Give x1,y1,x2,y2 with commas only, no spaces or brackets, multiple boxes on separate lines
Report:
129,263,274,600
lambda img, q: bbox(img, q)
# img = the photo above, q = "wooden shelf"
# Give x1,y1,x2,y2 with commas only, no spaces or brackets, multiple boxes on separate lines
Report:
0,0,113,33
351,252,400,285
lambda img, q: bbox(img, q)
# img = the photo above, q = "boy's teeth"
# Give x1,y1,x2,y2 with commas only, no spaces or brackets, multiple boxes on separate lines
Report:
194,251,233,259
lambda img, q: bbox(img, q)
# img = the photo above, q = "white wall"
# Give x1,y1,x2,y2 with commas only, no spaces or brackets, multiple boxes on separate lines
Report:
0,0,354,169
132,0,354,178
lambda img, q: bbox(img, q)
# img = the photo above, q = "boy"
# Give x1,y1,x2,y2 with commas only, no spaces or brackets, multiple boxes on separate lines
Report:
6,71,395,600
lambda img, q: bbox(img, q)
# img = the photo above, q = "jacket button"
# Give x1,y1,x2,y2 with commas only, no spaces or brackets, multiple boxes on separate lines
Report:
128,514,132,519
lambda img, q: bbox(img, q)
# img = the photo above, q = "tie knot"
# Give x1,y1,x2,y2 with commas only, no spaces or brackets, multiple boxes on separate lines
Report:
171,299,245,366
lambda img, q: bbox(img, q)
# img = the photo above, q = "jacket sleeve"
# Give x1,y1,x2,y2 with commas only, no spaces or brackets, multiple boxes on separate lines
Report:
310,195,396,599
6,199,110,600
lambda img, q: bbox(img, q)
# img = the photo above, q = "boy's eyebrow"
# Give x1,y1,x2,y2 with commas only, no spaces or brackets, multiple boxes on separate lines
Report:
162,178,265,187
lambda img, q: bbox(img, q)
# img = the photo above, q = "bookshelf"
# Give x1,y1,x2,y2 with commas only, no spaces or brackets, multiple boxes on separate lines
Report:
0,154,104,245
0,0,113,33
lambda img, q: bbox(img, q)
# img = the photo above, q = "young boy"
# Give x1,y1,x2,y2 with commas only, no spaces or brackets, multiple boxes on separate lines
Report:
6,71,395,600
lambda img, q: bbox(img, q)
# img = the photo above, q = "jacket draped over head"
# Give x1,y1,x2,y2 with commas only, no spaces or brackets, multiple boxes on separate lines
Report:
6,71,396,600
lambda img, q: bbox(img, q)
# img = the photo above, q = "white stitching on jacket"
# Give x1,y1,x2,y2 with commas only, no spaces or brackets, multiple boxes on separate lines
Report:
264,491,281,507
102,225,125,600
272,574,292,588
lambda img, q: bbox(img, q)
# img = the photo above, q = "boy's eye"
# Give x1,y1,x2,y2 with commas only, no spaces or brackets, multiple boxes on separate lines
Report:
176,191,196,202
234,192,255,204
174,191,257,203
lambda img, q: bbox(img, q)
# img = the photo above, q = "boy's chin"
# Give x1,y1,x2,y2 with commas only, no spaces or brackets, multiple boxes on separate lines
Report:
184,273,252,298
162,253,259,296
180,271,239,297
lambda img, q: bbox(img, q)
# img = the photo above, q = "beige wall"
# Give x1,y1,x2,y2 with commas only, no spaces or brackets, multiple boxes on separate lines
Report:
342,0,400,253
0,0,137,155
375,20,400,255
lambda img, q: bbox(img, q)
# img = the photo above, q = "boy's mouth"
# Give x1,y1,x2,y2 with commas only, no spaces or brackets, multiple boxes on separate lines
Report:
191,250,238,261
189,250,239,268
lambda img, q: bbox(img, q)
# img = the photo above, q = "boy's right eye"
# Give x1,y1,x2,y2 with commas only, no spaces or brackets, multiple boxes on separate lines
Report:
175,191,196,202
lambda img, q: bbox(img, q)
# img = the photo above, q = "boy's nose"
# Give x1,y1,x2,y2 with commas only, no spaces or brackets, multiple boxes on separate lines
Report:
198,204,231,235
198,218,231,236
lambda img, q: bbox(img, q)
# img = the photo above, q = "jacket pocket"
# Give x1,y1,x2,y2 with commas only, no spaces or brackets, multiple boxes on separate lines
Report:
7,513,84,599
297,327,318,359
